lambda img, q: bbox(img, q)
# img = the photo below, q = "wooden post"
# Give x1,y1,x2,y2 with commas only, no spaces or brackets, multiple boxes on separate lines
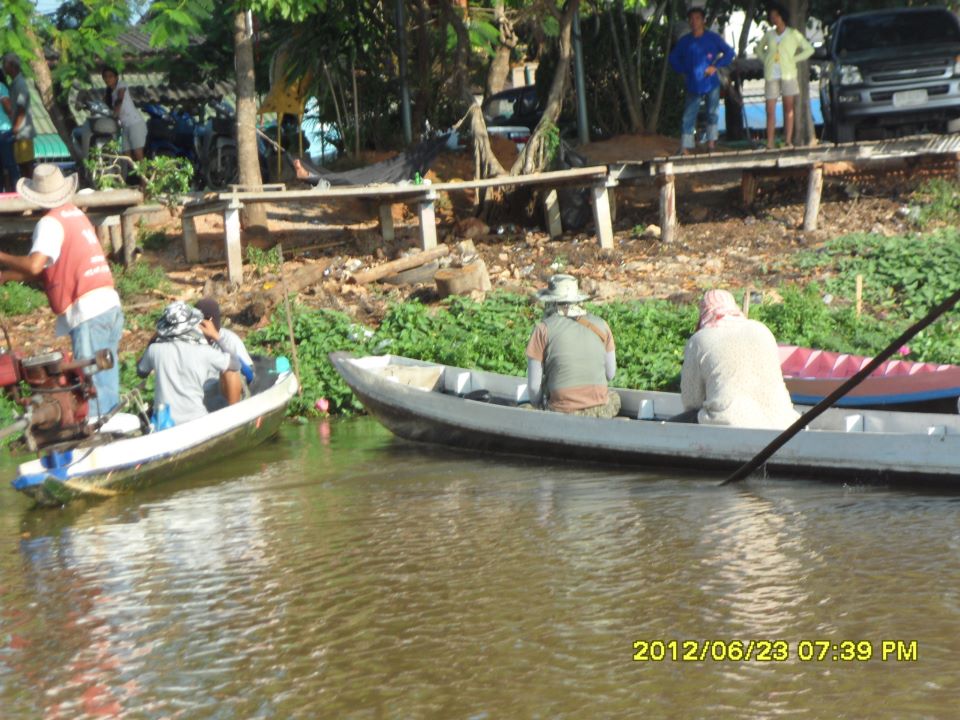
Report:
658,162,676,244
803,163,824,231
378,204,396,243
742,286,752,316
224,201,244,284
182,215,200,263
121,212,137,267
542,189,563,238
591,182,615,250
741,170,758,208
417,190,437,251
108,223,123,256
543,189,563,238
855,274,863,317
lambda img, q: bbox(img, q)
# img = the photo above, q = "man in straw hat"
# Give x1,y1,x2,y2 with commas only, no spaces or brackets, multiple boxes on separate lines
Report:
0,163,124,416
524,274,621,418
678,288,798,428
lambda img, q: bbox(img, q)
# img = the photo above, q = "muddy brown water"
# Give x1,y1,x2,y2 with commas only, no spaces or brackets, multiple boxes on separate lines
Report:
1,417,958,718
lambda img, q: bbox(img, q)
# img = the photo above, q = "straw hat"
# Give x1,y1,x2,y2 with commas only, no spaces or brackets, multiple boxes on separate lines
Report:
535,274,590,304
16,164,78,209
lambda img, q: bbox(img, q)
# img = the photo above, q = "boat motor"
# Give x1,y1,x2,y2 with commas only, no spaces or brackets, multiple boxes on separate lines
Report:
0,348,114,451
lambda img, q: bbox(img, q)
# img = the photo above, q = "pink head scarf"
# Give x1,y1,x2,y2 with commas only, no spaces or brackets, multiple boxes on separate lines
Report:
698,289,745,330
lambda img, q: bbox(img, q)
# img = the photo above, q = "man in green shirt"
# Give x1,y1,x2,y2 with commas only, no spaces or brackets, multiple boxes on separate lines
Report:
525,274,620,418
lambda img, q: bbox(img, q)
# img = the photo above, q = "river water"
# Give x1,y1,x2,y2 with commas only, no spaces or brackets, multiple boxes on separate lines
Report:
1,417,958,718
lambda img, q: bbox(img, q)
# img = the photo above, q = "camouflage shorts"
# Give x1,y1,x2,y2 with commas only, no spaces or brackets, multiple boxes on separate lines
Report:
568,391,622,419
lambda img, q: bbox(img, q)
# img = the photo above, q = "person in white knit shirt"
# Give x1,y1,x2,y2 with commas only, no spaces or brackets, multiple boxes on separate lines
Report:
679,289,799,428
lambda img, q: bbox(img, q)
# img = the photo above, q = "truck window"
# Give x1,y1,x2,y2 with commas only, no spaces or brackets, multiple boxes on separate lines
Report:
836,10,960,55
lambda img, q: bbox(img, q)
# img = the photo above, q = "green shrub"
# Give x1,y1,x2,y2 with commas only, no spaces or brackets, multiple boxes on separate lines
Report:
0,282,46,316
112,262,170,299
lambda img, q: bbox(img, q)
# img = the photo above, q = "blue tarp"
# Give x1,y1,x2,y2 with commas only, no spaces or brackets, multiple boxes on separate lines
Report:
719,98,823,133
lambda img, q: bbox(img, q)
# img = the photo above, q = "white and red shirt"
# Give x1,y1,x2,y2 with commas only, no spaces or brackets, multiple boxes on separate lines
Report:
31,203,120,336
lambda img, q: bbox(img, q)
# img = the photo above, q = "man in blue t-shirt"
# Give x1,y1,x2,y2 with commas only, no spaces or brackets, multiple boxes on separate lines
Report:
668,7,734,155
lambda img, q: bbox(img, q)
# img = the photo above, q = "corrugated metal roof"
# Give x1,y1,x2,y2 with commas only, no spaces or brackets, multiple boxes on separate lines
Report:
72,73,236,120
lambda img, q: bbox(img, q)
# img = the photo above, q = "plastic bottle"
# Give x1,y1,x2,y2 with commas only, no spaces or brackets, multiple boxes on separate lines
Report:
152,403,174,431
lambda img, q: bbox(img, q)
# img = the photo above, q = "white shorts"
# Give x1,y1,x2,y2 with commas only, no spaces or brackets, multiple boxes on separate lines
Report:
765,78,800,100
122,121,148,152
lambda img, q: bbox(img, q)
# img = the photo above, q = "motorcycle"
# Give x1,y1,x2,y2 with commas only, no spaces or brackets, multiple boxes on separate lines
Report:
198,100,239,189
71,98,124,184
144,102,200,166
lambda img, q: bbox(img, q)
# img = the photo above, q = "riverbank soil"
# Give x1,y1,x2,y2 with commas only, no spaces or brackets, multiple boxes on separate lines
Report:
1,134,949,357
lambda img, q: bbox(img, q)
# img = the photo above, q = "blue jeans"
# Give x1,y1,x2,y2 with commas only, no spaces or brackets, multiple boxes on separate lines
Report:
69,306,125,416
0,130,18,191
681,86,720,150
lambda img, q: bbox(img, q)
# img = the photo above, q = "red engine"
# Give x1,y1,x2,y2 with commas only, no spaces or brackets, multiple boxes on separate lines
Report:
0,348,114,450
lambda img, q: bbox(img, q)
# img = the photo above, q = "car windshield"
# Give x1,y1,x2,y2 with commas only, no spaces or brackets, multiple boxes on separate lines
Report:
836,11,960,54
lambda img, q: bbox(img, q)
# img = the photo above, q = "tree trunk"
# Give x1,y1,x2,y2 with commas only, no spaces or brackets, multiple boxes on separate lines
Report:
24,27,83,164
485,0,517,96
233,9,267,231
649,0,675,135
609,1,642,132
788,0,816,146
413,0,432,134
512,0,579,175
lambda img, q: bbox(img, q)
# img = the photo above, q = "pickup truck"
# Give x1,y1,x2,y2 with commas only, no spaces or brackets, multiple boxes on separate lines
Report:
816,7,960,142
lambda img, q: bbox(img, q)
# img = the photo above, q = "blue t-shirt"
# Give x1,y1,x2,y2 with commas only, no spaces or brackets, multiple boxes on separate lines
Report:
0,84,11,132
668,31,734,96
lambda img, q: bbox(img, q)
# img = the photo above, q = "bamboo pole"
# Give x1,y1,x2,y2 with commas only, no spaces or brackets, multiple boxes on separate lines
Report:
855,274,863,317
277,244,303,396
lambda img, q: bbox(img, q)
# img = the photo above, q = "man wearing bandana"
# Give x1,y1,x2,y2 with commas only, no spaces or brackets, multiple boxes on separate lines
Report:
679,289,798,428
137,302,242,426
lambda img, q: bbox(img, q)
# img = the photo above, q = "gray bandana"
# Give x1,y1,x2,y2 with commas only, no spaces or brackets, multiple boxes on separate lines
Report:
155,302,206,344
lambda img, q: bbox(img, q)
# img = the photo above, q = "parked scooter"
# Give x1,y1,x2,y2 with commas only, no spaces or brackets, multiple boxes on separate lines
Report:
144,102,199,166
198,100,239,189
71,97,124,184
72,98,120,159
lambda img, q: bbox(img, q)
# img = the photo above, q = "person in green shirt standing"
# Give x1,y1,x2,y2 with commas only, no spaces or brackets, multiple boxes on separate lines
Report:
755,3,814,149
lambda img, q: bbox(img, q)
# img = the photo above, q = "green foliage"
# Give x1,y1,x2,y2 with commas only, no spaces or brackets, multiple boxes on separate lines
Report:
247,306,372,416
85,141,193,205
138,154,195,206
245,245,283,276
139,227,171,252
600,299,696,391
911,178,960,229
0,282,46,316
0,390,21,447
112,262,170,299
541,120,561,166
794,229,960,319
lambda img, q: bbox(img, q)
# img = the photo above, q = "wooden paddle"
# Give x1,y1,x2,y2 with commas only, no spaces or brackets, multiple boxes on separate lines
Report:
721,286,960,485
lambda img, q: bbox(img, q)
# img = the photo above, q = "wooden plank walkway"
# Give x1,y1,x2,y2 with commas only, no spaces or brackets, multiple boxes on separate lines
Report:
182,166,611,283
609,134,960,242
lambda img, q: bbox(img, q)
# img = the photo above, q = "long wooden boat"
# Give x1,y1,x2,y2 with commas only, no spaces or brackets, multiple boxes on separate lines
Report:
780,345,960,412
331,352,960,485
11,366,298,507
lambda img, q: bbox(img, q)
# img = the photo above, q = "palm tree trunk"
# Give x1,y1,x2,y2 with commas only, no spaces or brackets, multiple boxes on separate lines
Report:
233,9,267,231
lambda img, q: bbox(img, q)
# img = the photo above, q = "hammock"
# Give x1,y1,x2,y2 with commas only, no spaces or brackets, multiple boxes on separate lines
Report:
296,134,451,187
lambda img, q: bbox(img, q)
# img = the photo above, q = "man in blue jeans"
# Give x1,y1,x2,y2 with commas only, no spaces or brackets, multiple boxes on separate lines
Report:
0,165,124,417
668,7,734,155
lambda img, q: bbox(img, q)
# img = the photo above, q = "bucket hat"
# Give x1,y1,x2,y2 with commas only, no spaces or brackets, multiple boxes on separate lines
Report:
16,164,78,209
535,274,590,304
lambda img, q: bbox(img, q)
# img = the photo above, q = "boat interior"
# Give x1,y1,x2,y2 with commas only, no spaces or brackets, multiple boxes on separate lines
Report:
350,354,960,437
